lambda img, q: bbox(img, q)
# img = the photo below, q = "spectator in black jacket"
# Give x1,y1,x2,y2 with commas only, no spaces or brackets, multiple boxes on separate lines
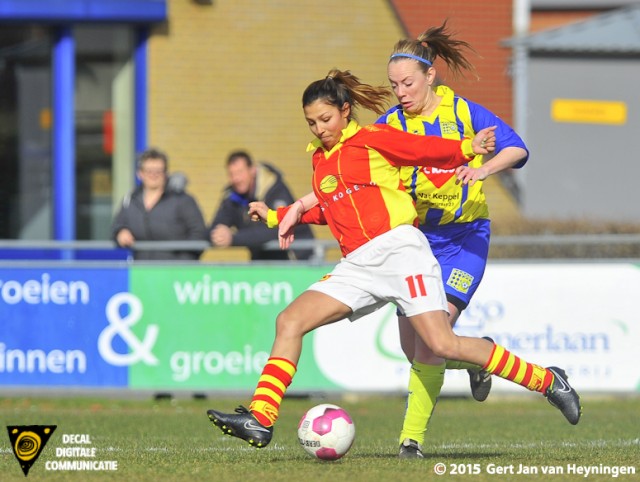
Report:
112,148,207,260
210,150,314,260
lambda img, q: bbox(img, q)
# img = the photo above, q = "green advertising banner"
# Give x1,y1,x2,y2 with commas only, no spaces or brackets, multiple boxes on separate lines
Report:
128,265,341,391
5,262,636,394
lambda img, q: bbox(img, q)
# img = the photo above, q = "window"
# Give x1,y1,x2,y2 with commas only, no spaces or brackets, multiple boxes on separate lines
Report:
0,25,135,240
0,26,52,239
75,26,134,240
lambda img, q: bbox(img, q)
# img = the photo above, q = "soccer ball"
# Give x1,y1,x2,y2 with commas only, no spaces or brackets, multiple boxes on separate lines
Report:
297,403,355,460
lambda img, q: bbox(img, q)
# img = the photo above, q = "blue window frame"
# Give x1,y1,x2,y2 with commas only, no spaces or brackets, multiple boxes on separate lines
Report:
0,0,166,23
0,0,166,241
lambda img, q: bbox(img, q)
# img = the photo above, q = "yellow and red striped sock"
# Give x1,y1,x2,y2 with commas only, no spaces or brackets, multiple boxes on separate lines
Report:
483,344,554,393
249,357,297,427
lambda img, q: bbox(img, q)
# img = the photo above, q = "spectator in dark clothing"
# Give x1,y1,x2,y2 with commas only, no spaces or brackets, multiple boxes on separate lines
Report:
210,150,315,260
112,148,207,260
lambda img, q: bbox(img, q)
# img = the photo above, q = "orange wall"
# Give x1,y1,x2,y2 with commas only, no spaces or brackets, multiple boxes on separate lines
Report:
389,0,515,124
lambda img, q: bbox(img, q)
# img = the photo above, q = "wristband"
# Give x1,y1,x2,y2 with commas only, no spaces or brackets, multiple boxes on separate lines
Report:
296,199,305,212
461,138,475,159
266,209,279,228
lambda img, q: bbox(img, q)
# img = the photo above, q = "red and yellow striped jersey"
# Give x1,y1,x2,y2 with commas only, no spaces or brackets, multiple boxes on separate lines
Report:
294,120,474,256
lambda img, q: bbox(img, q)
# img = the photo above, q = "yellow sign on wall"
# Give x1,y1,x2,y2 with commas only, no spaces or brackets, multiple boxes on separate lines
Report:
551,99,627,125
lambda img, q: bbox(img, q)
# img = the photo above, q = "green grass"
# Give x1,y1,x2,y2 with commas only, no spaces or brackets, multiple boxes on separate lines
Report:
0,394,638,481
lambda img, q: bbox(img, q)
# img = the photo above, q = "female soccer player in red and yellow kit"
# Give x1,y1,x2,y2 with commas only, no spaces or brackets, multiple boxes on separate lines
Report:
206,69,580,450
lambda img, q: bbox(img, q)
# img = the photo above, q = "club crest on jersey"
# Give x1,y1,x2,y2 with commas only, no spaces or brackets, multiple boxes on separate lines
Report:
441,122,459,135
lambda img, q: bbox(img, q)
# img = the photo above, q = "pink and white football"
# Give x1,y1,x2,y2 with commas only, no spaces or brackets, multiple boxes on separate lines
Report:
297,403,355,460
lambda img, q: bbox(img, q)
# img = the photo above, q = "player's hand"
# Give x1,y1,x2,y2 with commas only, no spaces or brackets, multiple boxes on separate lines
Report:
472,126,496,155
455,165,490,186
279,229,295,250
248,201,269,222
278,201,304,250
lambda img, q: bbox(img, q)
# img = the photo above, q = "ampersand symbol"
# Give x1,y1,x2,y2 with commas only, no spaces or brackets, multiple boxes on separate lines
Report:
98,292,159,366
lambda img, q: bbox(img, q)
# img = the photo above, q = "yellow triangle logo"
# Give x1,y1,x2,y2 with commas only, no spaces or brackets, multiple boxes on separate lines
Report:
7,425,57,477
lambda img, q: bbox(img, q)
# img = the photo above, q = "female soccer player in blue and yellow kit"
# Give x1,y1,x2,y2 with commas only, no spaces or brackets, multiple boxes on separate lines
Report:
379,23,530,458
206,69,580,451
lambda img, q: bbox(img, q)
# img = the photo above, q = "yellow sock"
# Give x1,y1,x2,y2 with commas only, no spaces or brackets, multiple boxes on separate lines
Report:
446,360,482,371
399,361,445,446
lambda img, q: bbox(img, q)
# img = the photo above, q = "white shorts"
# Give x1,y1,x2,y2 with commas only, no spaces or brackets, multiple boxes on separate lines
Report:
307,225,448,321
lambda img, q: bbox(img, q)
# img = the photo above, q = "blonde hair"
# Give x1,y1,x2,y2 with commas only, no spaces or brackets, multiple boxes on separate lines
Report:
389,21,479,80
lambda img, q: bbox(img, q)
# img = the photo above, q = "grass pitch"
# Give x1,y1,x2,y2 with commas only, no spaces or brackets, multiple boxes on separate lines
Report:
0,394,638,481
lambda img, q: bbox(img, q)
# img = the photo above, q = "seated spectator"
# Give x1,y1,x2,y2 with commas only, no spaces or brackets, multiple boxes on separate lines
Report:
111,147,207,260
210,150,314,260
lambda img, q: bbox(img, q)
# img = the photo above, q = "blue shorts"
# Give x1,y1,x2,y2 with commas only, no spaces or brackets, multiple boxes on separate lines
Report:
420,219,490,312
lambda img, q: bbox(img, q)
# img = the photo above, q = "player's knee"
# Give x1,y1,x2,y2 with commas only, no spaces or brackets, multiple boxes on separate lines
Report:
426,337,457,360
428,343,449,360
275,309,304,338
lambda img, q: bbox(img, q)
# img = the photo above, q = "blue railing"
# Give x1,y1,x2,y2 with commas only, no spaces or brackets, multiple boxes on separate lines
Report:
0,234,638,262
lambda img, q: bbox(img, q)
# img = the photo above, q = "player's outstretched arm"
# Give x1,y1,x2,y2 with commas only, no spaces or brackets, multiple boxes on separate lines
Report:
279,192,318,249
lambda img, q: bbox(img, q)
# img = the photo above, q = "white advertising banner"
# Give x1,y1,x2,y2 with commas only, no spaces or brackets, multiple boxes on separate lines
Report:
311,262,640,394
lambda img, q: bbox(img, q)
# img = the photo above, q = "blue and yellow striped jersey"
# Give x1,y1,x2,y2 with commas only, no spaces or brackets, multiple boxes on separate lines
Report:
377,85,528,227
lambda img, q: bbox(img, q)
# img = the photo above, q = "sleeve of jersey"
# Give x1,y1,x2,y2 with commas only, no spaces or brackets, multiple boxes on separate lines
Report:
467,99,529,168
300,206,326,225
272,204,326,227
371,126,474,169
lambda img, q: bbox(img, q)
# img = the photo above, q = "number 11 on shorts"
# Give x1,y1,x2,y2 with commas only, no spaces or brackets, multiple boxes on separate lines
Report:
405,274,427,298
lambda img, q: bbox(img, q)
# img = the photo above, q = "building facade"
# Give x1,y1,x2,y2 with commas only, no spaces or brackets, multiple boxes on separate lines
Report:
6,1,632,245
